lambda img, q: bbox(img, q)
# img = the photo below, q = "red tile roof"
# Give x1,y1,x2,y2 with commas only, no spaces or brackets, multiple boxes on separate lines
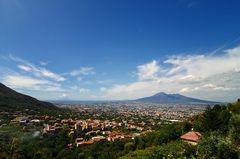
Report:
180,131,202,142
81,140,94,145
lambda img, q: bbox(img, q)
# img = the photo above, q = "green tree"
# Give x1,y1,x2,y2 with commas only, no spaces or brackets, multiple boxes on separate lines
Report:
194,105,230,132
228,114,240,145
124,142,135,153
197,132,237,159
134,136,145,149
121,141,195,159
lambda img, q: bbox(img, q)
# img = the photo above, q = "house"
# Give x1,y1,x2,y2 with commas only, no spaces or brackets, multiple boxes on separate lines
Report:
42,124,62,135
76,140,94,147
180,131,202,145
11,116,29,125
75,138,84,147
91,136,106,141
31,119,40,123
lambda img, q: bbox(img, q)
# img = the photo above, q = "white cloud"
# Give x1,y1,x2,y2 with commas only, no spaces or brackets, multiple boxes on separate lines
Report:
5,75,48,87
179,75,200,81
202,83,215,88
70,67,95,76
164,47,240,78
3,75,64,92
0,55,68,100
179,87,190,93
179,84,232,94
79,88,90,93
11,55,65,81
38,68,65,81
77,77,82,81
97,80,113,84
60,93,67,98
137,60,162,80
100,87,107,92
18,65,31,71
40,61,48,66
103,46,240,102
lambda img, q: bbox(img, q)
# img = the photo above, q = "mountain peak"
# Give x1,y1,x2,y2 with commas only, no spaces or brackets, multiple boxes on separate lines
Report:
153,92,167,96
135,91,217,104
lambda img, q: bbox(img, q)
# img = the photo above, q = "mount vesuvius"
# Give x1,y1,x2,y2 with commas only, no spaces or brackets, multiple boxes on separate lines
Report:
134,92,218,104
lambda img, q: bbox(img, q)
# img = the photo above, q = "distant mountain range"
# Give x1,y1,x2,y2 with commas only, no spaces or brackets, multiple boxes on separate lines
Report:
133,92,218,104
0,83,58,112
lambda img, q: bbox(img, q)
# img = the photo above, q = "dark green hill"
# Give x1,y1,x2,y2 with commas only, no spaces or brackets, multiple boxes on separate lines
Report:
0,83,58,112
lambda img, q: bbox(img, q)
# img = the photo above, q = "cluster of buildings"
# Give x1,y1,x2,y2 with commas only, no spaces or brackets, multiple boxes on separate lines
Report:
57,102,205,122
74,131,136,147
9,114,142,147
42,118,143,146
10,116,42,125
2,102,207,147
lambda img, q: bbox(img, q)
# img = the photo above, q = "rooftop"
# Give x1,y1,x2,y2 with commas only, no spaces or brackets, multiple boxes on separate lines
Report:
180,131,202,142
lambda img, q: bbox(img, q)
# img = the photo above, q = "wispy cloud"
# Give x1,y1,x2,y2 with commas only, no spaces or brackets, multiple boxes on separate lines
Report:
79,88,90,93
179,0,198,8
100,87,107,92
0,54,66,96
69,67,95,81
10,54,65,81
60,93,67,98
18,65,31,71
96,80,113,84
18,64,65,81
70,67,95,76
68,85,90,94
3,74,64,92
137,60,163,80
40,61,48,66
103,45,240,102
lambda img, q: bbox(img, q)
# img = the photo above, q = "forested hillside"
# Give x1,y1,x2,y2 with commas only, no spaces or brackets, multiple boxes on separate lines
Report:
0,83,58,113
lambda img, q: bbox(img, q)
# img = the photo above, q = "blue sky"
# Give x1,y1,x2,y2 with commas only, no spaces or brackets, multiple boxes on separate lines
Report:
1,0,240,102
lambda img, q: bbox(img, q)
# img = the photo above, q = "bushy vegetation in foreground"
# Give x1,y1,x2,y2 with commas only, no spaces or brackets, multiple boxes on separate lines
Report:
121,102,240,159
